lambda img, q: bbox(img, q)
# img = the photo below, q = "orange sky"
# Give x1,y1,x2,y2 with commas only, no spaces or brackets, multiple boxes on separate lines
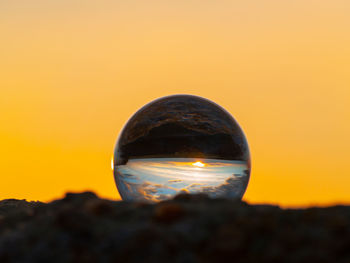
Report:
1,1,349,207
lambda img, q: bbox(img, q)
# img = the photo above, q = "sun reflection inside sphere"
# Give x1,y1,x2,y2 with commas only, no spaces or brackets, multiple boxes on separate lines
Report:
192,161,205,168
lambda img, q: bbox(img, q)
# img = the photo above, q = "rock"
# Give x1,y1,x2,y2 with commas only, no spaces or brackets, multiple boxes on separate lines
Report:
85,199,113,216
153,202,185,223
0,199,43,216
0,192,349,262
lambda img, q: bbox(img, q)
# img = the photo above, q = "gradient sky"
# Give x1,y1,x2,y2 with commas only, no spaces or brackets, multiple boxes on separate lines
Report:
1,1,349,207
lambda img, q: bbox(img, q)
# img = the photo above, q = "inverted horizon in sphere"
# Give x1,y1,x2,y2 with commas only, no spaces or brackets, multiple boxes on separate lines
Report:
114,95,251,202
115,158,249,202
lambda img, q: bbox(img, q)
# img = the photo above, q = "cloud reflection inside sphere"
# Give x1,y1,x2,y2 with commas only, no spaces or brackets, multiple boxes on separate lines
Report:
113,95,251,202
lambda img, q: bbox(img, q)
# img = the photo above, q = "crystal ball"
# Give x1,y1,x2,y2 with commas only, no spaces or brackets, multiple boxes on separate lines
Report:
113,95,251,202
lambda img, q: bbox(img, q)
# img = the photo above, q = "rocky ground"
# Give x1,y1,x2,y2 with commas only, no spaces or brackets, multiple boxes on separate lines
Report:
0,192,349,263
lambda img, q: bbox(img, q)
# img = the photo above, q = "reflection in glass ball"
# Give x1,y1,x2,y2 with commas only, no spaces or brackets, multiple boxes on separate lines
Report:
113,95,251,202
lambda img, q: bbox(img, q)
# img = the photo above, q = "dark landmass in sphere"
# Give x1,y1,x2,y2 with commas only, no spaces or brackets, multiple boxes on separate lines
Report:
1,192,349,262
115,95,250,165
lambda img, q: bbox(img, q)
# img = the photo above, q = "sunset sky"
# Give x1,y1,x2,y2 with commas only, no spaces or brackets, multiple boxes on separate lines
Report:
1,1,349,207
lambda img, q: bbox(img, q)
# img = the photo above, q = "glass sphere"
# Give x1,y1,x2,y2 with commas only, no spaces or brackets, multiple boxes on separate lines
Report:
113,95,251,202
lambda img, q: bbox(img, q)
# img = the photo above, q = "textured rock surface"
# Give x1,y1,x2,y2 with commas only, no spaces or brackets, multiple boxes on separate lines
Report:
0,192,349,263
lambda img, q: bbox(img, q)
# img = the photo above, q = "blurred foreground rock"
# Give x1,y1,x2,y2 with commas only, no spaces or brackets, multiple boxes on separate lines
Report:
0,192,350,263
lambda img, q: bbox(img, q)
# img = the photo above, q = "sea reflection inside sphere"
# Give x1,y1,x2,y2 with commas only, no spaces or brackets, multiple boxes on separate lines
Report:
113,95,251,202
